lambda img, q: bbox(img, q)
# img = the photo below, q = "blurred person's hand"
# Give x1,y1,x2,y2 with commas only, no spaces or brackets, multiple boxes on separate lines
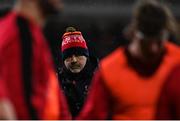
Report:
0,99,16,120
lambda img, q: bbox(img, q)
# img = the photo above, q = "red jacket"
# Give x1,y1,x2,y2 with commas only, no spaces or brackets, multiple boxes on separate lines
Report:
0,11,70,119
77,42,180,120
0,79,7,99
156,65,180,119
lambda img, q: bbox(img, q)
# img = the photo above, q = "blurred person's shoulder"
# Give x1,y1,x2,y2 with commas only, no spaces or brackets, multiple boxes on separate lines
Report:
100,47,126,69
0,11,17,31
0,11,19,50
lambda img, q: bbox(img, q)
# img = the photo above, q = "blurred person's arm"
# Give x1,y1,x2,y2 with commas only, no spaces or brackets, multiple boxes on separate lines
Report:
76,70,112,120
32,38,71,120
42,67,71,120
156,66,180,120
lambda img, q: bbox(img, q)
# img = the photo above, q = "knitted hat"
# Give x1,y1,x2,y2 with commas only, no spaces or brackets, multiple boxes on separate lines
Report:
61,27,89,60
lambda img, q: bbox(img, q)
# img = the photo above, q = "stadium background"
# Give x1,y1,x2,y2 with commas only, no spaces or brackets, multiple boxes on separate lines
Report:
0,0,180,63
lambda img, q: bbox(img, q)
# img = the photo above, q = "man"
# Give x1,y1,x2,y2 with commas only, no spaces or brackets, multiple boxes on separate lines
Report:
58,27,98,118
77,0,180,120
156,65,180,119
0,0,70,119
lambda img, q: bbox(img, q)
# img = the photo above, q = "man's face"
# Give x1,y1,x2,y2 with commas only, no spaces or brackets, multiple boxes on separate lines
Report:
64,55,87,73
37,0,63,17
135,30,167,61
140,38,164,61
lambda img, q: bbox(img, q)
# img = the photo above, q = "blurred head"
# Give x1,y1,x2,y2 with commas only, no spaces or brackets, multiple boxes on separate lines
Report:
61,27,89,73
126,0,177,60
15,0,63,25
134,30,168,60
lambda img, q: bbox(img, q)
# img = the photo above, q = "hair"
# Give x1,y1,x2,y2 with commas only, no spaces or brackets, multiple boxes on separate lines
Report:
125,0,178,38
66,27,76,32
0,6,11,17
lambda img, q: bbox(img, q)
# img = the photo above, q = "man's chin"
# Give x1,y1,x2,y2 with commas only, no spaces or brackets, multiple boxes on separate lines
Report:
70,69,81,73
142,54,161,63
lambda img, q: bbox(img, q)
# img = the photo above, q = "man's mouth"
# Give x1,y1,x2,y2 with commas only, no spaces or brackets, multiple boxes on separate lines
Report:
70,65,80,69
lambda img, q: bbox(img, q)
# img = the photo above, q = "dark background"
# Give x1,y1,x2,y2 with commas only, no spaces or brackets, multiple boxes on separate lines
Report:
0,0,180,68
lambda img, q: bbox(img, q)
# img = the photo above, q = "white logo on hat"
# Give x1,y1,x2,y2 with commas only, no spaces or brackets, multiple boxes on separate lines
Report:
62,35,85,46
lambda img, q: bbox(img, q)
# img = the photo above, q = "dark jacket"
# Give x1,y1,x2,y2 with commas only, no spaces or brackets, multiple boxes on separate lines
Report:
58,55,98,118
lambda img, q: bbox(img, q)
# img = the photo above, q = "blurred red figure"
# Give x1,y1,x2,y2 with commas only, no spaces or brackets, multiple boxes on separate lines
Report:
77,0,180,120
0,0,70,119
156,65,180,119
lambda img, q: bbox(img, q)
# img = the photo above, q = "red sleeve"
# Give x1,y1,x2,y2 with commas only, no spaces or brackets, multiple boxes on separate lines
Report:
0,80,7,98
0,51,8,99
76,70,112,120
156,66,180,119
33,39,71,120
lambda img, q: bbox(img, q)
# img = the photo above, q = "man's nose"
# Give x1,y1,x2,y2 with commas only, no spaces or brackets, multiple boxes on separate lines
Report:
71,55,77,62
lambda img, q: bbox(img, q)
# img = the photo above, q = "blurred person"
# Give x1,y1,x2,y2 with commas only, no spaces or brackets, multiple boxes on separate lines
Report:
0,0,70,119
156,65,180,119
77,0,180,120
58,27,98,118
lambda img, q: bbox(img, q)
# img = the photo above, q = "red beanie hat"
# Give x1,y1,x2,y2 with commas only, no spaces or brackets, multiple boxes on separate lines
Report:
61,27,89,60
